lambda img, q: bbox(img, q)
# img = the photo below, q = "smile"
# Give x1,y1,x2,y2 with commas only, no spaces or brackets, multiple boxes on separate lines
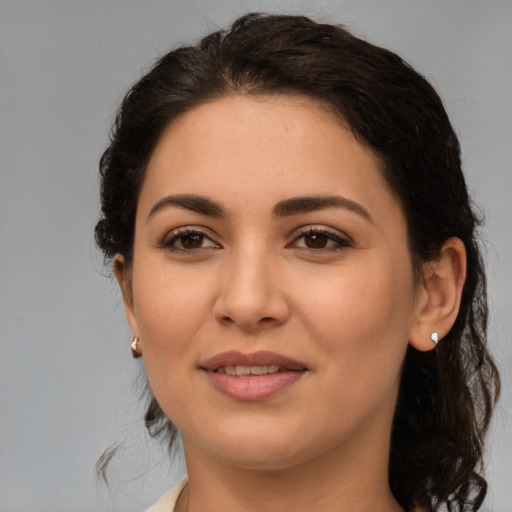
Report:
215,365,282,376
201,351,308,401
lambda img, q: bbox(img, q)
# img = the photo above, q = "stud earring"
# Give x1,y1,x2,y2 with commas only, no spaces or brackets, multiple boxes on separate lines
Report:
131,336,142,358
430,332,439,345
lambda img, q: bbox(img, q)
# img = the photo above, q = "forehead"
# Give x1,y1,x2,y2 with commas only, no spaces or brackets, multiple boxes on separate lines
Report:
139,94,400,222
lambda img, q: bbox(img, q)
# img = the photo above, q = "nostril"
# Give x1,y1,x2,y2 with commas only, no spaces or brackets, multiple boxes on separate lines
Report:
213,282,290,330
218,314,282,331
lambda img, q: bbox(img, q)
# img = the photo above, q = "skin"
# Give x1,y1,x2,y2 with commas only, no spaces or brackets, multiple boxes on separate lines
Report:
115,95,466,512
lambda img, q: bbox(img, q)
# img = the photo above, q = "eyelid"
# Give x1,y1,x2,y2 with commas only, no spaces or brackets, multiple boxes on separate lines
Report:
288,225,353,250
158,225,221,250
157,224,352,252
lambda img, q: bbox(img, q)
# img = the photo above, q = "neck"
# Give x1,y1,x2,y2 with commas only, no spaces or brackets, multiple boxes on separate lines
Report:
178,423,403,512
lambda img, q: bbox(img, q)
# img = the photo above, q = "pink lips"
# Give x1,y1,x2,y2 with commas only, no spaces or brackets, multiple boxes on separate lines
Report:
200,351,307,401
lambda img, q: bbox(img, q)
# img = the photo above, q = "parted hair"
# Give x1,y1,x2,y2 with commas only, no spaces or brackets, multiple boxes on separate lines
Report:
95,13,500,512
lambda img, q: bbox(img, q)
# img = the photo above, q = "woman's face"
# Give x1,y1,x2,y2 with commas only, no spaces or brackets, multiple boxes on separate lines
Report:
119,95,424,470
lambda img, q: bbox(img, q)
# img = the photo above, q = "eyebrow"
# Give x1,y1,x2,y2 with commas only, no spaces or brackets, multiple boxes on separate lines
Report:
147,194,226,221
273,195,373,222
147,193,373,223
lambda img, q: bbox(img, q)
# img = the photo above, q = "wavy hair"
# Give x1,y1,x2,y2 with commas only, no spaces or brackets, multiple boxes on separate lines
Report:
95,13,500,511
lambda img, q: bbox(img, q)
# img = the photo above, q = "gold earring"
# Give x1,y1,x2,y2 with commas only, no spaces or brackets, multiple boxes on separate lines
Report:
430,332,439,345
131,336,142,358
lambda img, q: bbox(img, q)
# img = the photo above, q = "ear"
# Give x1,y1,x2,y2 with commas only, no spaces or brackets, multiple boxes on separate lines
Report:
113,254,139,339
409,237,467,352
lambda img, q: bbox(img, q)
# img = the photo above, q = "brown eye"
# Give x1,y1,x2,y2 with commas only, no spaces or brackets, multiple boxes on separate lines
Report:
160,227,219,252
290,227,352,252
303,233,330,249
180,233,205,249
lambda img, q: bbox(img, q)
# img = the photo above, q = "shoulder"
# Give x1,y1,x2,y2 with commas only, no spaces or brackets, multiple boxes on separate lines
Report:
145,477,188,512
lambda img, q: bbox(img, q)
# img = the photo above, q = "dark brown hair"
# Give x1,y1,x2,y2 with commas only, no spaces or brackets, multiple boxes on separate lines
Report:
95,13,500,511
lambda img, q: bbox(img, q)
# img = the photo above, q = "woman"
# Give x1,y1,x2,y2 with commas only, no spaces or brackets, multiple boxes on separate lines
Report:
95,13,500,512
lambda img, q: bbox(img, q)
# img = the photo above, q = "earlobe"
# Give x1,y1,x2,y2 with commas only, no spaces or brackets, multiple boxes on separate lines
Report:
409,238,467,352
113,254,139,338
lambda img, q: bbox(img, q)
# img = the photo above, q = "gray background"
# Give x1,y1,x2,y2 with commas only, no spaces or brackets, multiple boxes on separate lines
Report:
1,1,511,511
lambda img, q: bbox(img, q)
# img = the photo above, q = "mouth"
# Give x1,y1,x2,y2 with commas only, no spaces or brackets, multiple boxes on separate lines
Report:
200,351,308,401
200,350,308,373
215,364,284,376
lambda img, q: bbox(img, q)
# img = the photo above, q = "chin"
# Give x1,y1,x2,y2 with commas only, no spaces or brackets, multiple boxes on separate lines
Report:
198,426,321,471
217,448,308,472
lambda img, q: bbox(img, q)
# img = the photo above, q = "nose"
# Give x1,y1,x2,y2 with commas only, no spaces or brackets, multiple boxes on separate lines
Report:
213,247,290,332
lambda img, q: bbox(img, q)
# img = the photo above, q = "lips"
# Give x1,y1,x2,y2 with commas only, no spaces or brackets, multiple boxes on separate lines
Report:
200,351,308,401
200,351,307,372
216,364,281,376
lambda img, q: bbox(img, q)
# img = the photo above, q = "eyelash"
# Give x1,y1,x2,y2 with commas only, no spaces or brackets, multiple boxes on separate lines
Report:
289,227,352,252
159,227,219,252
159,226,352,253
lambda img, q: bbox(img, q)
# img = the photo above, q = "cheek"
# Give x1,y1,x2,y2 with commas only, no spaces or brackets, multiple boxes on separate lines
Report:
295,259,415,427
133,265,207,422
296,254,416,361
131,260,213,364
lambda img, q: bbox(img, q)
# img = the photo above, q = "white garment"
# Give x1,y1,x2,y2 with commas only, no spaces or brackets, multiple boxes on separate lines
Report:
145,477,188,512
145,475,422,511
